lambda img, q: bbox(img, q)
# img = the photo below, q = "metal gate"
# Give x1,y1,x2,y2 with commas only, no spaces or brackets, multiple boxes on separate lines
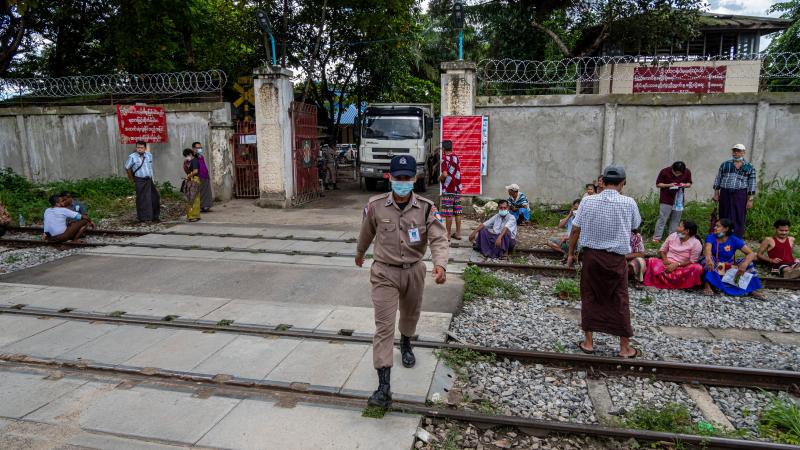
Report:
232,121,259,198
291,102,321,205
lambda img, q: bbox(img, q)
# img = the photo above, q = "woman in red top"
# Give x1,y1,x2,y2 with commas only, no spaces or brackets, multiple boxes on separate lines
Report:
757,219,800,278
439,140,463,240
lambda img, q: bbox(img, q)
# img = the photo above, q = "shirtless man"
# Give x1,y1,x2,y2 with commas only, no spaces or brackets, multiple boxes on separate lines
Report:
757,219,800,278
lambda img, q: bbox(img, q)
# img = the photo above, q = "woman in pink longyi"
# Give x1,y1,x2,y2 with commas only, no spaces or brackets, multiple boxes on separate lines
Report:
644,220,704,289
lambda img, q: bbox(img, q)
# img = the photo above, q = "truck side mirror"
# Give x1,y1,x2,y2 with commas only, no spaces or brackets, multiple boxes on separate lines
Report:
425,117,433,138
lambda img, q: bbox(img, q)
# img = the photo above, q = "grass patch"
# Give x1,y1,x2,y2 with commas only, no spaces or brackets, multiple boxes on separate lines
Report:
759,396,800,445
108,310,125,318
510,255,528,265
641,294,656,305
620,403,742,439
0,168,180,225
361,405,388,419
215,319,234,327
3,254,21,264
552,341,566,353
552,278,580,300
463,265,521,302
433,427,459,450
477,399,503,415
435,348,495,379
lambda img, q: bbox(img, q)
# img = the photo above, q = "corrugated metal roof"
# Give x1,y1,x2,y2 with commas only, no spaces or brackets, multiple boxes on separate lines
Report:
337,103,367,125
699,12,790,32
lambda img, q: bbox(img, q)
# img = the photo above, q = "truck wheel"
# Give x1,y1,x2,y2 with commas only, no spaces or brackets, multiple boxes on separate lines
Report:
414,176,427,193
365,178,378,191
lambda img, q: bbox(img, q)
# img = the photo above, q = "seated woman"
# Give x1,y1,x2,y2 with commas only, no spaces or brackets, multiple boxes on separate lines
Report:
626,229,646,287
700,218,764,298
643,220,703,289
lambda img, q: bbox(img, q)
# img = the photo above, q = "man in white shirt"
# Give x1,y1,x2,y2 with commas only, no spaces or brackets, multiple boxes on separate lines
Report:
469,200,517,260
43,194,93,243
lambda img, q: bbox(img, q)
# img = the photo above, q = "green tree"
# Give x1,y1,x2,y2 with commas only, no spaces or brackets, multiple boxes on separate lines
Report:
769,0,800,53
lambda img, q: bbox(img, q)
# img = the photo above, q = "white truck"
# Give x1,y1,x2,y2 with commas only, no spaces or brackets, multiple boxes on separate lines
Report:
357,103,438,192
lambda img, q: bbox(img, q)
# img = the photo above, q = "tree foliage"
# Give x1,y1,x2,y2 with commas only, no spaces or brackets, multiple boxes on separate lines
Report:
769,0,800,54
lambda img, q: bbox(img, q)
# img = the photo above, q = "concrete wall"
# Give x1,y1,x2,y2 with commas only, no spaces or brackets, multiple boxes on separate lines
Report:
0,102,234,200
475,93,800,203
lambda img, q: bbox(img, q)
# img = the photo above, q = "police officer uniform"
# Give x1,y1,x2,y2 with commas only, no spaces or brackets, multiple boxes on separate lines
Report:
356,155,449,407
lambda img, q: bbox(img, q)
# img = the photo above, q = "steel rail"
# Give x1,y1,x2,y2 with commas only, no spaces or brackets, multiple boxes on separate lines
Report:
3,234,797,290
0,306,797,392
0,355,796,450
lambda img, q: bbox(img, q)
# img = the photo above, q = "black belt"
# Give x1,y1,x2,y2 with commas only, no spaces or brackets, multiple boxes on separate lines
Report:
134,176,152,180
379,261,420,269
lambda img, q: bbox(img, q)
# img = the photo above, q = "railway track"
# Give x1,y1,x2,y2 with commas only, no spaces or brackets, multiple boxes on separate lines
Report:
0,305,797,393
0,354,796,450
4,228,799,290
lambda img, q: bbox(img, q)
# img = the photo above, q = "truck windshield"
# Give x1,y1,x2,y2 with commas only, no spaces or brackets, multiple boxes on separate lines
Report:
362,116,422,140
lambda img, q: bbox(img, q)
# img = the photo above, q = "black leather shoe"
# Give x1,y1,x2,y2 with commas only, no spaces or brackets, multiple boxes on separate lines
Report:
400,335,415,368
367,367,392,407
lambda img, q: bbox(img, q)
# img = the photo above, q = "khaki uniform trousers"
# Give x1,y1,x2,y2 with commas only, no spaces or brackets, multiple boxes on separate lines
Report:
370,260,425,369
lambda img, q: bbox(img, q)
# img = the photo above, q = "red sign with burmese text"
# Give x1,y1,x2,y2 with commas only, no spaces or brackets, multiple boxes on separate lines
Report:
442,116,485,196
117,105,168,144
633,66,726,94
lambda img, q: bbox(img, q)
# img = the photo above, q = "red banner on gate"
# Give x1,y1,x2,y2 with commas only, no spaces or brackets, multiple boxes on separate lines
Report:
116,105,168,144
632,66,727,94
442,116,485,196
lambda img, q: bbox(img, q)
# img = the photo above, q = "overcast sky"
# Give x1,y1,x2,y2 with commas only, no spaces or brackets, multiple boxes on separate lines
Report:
706,0,778,16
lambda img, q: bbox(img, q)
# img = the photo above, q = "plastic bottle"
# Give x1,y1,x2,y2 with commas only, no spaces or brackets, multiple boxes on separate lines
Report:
18,213,25,227
673,189,684,212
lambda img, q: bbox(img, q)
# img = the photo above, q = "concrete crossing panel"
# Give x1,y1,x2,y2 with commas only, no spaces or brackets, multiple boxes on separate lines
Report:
123,330,237,372
266,340,369,390
2,321,117,358
60,325,177,365
342,348,438,402
0,315,65,348
80,387,240,445
198,400,419,450
191,335,302,380
202,300,334,329
0,371,86,419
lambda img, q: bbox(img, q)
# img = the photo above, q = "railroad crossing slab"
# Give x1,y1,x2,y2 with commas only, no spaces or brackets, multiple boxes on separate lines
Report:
246,239,295,251
197,399,419,450
123,329,237,372
104,292,230,318
79,385,240,445
2,321,116,358
265,340,369,391
129,234,205,246
0,283,45,305
316,306,452,342
191,335,302,380
1,285,124,312
0,315,65,348
342,347,438,402
202,300,335,329
24,379,116,424
60,325,178,365
0,370,87,419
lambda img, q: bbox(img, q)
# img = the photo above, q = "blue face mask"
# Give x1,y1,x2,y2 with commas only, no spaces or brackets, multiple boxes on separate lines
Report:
391,180,414,197
196,148,204,155
717,231,726,238
498,209,509,217
733,156,743,161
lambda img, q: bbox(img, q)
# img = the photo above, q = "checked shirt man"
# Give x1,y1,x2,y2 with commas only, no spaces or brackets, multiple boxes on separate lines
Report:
568,164,642,359
713,144,756,238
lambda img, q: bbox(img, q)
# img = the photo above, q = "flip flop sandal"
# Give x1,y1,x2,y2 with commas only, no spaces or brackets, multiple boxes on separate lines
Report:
618,347,641,359
450,234,462,240
576,341,595,354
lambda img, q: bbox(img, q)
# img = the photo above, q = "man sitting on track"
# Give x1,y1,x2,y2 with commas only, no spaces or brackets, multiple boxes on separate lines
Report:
757,219,800,279
547,199,580,258
469,200,517,260
43,194,94,243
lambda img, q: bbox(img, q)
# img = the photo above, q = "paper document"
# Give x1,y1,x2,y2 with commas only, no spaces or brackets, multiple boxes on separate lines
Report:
722,269,752,289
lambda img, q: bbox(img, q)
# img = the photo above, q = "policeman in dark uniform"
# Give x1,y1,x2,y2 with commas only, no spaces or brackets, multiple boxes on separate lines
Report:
355,155,449,407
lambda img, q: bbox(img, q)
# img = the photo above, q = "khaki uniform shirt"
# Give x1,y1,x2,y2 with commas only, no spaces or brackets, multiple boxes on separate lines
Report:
357,192,449,270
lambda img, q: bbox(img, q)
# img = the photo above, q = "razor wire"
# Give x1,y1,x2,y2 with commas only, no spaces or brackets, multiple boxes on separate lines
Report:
0,69,227,99
478,53,800,85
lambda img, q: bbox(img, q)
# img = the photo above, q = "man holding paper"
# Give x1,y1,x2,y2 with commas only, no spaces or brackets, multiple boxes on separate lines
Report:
700,218,764,298
652,161,692,243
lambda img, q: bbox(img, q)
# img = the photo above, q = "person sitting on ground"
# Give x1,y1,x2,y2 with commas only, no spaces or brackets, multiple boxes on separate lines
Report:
469,200,517,260
626,229,646,287
644,220,704,289
757,219,800,279
59,191,88,223
595,175,604,194
43,194,93,243
584,183,596,197
0,200,10,238
547,199,580,257
700,218,764,298
506,184,530,224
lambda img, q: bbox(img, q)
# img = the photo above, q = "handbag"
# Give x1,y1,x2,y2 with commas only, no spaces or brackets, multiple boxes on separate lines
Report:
713,240,731,276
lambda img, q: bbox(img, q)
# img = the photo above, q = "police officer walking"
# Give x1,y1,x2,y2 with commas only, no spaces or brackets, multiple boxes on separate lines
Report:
355,155,449,408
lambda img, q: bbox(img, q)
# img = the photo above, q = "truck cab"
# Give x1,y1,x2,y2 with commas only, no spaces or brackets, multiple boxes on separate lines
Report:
358,104,436,192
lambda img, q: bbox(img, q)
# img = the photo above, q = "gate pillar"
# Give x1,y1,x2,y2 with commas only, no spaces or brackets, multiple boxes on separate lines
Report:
253,66,294,208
